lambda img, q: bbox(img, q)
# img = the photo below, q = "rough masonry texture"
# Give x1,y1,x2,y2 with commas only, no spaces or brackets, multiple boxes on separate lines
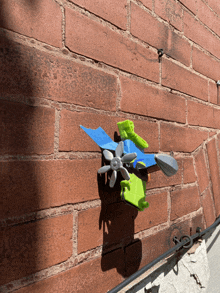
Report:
1,0,220,292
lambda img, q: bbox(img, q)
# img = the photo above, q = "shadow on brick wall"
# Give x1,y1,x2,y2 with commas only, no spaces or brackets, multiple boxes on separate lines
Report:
0,3,41,288
97,152,142,278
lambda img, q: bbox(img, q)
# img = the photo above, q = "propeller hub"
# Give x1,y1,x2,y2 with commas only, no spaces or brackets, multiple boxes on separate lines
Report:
110,157,122,170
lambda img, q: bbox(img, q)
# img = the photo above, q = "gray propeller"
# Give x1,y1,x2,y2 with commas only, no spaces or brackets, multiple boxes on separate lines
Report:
98,141,137,188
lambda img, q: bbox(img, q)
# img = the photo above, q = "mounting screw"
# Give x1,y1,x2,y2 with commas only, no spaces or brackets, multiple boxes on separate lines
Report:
217,80,220,86
157,49,164,63
158,48,164,58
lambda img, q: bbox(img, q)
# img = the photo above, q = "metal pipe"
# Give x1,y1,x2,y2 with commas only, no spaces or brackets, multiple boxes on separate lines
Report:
108,215,220,293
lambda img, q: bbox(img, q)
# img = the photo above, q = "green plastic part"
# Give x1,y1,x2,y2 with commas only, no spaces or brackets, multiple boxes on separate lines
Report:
117,120,149,149
120,173,149,211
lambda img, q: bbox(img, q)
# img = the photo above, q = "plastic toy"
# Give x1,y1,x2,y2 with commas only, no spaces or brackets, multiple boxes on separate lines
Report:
98,141,137,188
120,161,150,211
80,120,178,211
117,120,149,149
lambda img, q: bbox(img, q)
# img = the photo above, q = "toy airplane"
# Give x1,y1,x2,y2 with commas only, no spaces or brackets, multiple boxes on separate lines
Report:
80,120,178,211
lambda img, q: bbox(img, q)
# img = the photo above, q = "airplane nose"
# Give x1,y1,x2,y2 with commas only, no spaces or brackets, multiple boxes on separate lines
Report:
154,154,178,177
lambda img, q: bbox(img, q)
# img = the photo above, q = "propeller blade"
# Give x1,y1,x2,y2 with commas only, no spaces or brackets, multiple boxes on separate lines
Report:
98,165,111,174
120,167,130,180
121,152,137,163
103,150,114,161
115,141,124,158
109,170,117,187
155,154,178,177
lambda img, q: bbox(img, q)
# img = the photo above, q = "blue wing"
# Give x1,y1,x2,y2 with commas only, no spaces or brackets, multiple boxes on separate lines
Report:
80,125,157,168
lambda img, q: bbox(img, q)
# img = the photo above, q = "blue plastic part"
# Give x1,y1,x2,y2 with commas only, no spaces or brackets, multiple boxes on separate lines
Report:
124,140,157,168
80,125,157,168
80,125,118,150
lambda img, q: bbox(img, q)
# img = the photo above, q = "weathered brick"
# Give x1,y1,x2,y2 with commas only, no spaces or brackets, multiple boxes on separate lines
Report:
0,35,117,111
120,76,186,123
188,100,220,129
179,0,197,14
191,213,205,232
78,207,102,253
184,11,220,60
207,138,220,217
0,0,62,47
160,123,208,152
170,186,200,221
209,81,218,105
78,203,137,253
70,0,127,29
197,0,220,36
194,148,209,193
139,0,152,9
162,58,208,101
135,192,168,233
192,47,220,81
146,158,182,189
155,0,183,31
15,249,124,293
59,110,159,153
183,157,197,184
126,215,204,275
201,188,216,227
125,228,169,275
207,0,220,16
0,100,55,155
0,159,100,219
131,3,190,66
0,215,72,286
65,8,159,82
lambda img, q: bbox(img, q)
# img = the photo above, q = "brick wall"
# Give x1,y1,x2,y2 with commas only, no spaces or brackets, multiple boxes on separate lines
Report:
1,0,220,292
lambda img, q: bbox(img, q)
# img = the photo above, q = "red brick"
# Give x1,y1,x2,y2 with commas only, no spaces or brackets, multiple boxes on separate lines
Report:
120,76,186,123
197,0,220,36
192,47,220,81
0,35,117,111
125,228,169,275
0,100,55,155
0,0,62,47
160,123,208,152
207,0,220,16
201,188,216,227
78,203,137,253
191,213,205,232
207,138,220,216
155,0,183,31
126,215,204,275
0,215,72,286
78,207,102,253
135,192,168,233
194,148,209,193
170,186,200,221
139,0,152,9
70,0,127,29
184,11,220,60
183,157,197,184
162,58,208,101
0,159,100,219
65,8,159,82
131,3,190,66
209,81,218,105
15,250,124,293
59,110,159,153
146,158,182,189
188,100,220,129
179,0,197,14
